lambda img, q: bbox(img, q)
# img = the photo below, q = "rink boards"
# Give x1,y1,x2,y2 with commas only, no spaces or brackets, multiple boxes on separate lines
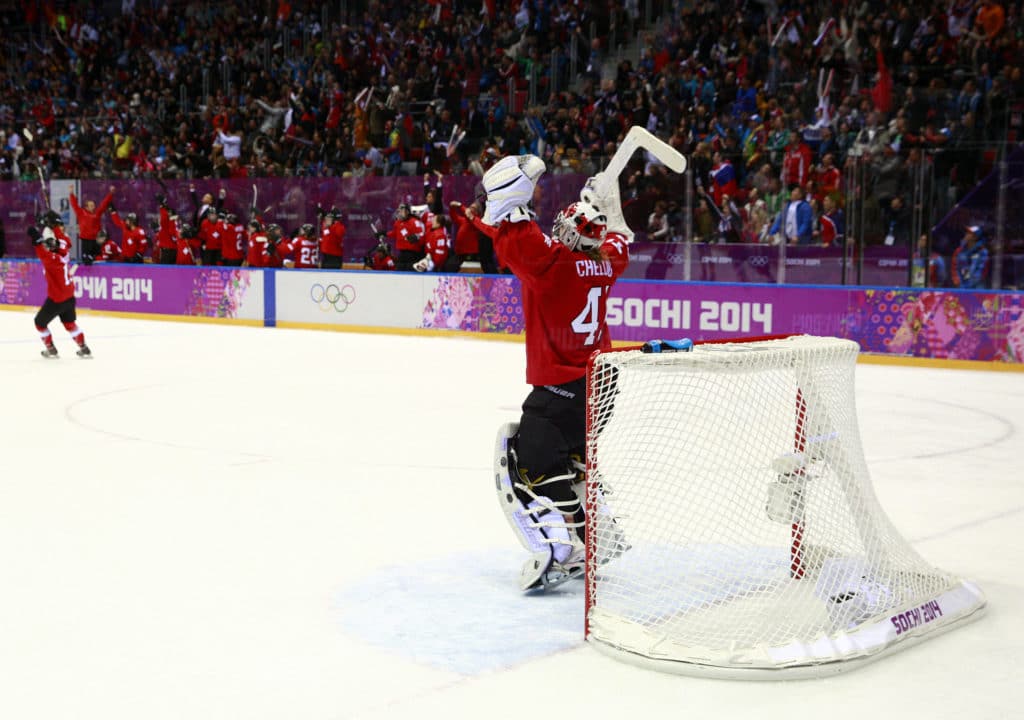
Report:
1,259,1022,368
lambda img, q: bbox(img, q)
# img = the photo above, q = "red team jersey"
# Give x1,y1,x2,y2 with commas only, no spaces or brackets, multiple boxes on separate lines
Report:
110,212,148,260
449,204,481,255
422,225,451,269
495,221,629,386
291,236,320,268
97,238,122,262
199,217,222,252
389,216,426,252
320,220,346,257
246,232,269,267
175,235,196,265
35,241,75,302
156,207,179,250
221,222,247,262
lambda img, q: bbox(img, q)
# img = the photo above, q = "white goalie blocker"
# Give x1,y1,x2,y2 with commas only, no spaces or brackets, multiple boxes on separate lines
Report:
583,335,986,678
580,126,688,244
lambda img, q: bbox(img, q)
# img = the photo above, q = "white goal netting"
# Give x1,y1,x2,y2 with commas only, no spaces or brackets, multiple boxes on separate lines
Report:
584,335,985,678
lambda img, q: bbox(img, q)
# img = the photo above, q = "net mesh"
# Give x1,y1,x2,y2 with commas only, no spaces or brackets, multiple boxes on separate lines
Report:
584,335,984,675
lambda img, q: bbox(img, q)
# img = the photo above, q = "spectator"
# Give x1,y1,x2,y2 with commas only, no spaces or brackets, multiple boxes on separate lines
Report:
883,196,911,247
744,189,771,243
952,225,991,288
647,201,671,241
782,131,813,190
913,234,948,287
769,187,814,245
708,151,738,207
717,195,745,244
819,196,845,248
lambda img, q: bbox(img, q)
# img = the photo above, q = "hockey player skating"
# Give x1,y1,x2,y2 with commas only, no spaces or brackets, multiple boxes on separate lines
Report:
28,212,92,359
485,154,630,591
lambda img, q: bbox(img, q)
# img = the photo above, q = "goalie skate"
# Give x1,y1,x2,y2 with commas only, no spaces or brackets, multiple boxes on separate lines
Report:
520,536,584,593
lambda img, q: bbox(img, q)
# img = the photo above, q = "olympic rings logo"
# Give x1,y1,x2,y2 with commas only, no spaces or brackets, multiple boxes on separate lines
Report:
748,256,770,267
310,283,356,313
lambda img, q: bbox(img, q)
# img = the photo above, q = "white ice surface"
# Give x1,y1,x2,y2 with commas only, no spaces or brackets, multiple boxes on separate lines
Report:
0,309,1021,720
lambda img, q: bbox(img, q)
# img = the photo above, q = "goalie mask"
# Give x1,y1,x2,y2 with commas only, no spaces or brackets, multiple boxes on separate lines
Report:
482,154,545,225
553,201,608,252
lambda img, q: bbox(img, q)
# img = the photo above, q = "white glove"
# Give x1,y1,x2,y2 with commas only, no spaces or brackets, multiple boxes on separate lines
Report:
580,173,634,243
413,256,434,272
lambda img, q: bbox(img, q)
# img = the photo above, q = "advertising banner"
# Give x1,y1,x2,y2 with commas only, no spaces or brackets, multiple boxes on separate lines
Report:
0,261,263,320
416,274,1024,364
275,269,429,328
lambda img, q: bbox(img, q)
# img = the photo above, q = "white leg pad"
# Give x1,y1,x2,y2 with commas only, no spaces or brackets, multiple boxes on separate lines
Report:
495,422,585,591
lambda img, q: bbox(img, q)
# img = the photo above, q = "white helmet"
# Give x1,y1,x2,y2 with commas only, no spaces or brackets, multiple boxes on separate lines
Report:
552,201,608,251
482,154,545,224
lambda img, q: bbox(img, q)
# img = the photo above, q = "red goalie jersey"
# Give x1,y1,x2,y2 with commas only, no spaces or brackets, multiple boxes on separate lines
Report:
495,221,629,386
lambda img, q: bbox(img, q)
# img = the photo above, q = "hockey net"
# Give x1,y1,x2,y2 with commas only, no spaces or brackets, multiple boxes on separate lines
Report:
584,335,985,678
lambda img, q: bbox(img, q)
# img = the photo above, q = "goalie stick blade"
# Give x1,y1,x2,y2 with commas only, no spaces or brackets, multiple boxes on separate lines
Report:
604,126,688,179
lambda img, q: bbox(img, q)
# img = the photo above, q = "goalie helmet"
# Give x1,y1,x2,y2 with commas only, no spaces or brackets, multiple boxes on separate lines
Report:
552,201,608,252
42,210,63,227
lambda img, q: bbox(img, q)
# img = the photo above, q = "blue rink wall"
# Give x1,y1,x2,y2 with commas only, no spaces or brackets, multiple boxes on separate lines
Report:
2,260,1022,369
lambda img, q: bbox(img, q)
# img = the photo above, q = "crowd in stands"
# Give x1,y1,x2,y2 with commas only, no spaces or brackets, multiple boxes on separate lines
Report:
0,0,1021,269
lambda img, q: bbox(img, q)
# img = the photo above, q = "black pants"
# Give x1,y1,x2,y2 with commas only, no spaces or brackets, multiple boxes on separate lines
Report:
202,249,221,266
81,238,98,263
123,255,143,264
158,248,176,264
222,258,243,267
514,378,588,526
321,253,343,269
396,249,423,272
35,297,76,327
478,235,498,274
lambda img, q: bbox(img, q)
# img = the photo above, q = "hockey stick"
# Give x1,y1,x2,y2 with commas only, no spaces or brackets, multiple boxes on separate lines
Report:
36,163,50,209
581,126,688,243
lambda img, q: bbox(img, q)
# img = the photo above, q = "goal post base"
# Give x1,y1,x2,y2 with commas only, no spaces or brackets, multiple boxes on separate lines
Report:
587,580,986,680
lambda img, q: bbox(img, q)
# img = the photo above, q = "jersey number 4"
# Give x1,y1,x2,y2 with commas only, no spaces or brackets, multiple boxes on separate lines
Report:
572,286,608,346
